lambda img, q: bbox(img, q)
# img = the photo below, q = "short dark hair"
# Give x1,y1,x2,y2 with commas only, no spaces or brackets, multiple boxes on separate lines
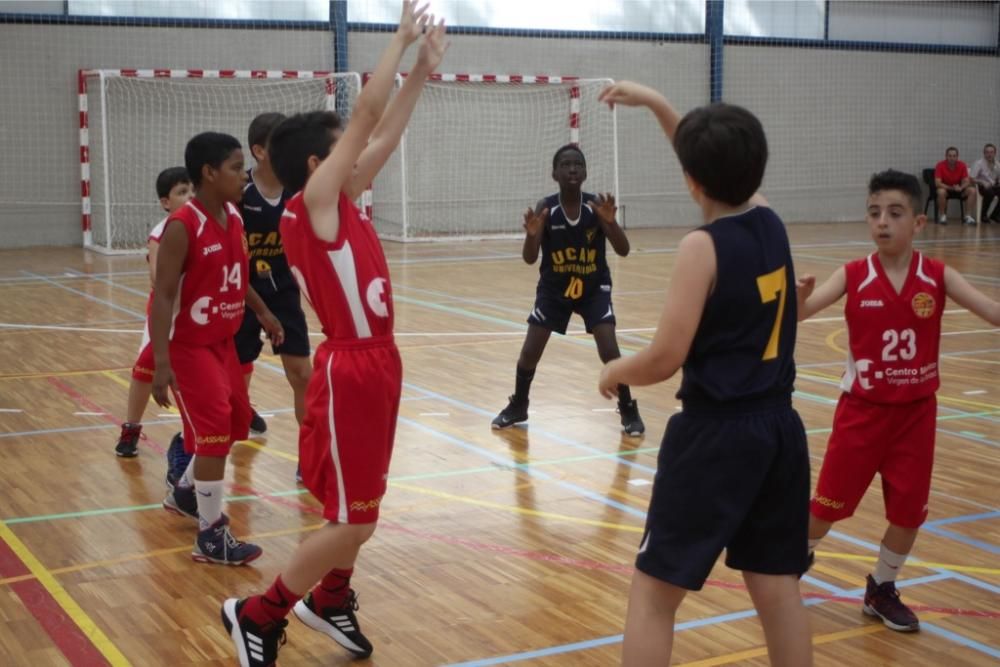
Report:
985,143,996,152
184,132,242,187
155,166,190,199
674,103,767,206
269,111,343,193
248,112,287,149
946,146,958,155
552,144,585,170
868,169,923,214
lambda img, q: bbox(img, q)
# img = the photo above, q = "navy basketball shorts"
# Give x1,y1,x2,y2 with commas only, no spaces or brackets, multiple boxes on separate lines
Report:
636,401,811,590
526,283,615,334
235,280,310,363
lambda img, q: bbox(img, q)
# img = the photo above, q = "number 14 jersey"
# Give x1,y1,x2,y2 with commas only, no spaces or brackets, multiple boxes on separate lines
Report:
841,251,945,404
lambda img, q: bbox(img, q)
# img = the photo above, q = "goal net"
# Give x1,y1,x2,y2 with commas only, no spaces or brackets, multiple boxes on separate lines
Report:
369,75,619,241
79,69,361,253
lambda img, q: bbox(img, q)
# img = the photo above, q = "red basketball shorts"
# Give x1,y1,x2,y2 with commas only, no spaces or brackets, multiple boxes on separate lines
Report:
298,337,402,525
132,296,155,382
170,338,251,457
811,392,936,529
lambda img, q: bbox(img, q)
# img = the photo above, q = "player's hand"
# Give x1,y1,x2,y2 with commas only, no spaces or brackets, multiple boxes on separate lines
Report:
523,207,549,238
594,192,617,226
258,310,285,348
396,1,431,46
415,17,448,73
796,275,816,313
152,366,176,409
598,81,658,109
598,362,620,399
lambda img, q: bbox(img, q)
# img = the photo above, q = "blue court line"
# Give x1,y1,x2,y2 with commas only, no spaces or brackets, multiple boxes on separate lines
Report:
398,416,647,519
922,624,1000,659
444,573,952,667
20,270,146,319
948,572,1000,596
924,510,1000,527
921,525,1000,556
65,268,148,298
936,427,1000,449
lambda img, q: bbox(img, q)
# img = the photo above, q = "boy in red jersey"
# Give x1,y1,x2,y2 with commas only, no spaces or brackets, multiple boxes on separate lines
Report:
151,132,283,566
798,169,1000,631
220,3,447,664
114,166,191,457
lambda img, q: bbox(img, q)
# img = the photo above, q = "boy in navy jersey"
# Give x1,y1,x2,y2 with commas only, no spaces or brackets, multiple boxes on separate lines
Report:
492,144,644,436
797,170,1000,632
235,112,312,445
598,81,813,666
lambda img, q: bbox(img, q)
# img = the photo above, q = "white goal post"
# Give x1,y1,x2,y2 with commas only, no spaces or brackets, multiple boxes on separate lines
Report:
368,73,620,242
78,68,361,254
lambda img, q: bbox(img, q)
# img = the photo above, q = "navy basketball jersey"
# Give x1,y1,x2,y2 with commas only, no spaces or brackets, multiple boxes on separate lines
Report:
538,192,611,297
677,206,797,406
241,170,292,288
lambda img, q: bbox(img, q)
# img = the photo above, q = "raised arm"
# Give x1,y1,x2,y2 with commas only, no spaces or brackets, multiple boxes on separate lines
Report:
598,230,715,395
303,1,430,241
796,266,846,321
345,18,448,200
599,81,681,141
944,265,1000,325
593,193,629,257
521,199,548,264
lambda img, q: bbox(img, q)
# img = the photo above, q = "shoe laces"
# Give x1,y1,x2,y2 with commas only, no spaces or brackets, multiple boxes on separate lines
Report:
344,589,361,612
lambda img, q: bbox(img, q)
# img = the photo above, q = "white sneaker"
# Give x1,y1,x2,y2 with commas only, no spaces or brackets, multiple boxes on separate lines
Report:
963,215,976,225
937,215,947,225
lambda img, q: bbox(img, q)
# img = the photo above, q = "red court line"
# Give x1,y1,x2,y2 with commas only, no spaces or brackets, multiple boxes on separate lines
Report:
48,376,166,454
0,535,110,666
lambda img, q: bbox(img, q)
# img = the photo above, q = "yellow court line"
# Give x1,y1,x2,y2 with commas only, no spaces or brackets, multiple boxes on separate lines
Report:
0,521,131,666
816,550,1000,576
0,366,132,381
391,482,645,532
236,438,298,462
810,561,858,585
824,328,846,355
802,369,1000,411
676,612,948,667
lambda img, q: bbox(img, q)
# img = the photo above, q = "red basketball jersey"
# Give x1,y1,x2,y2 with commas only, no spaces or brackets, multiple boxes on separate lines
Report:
840,251,945,403
280,192,393,340
167,199,248,346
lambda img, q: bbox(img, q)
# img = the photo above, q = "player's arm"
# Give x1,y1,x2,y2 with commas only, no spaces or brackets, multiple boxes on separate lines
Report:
303,0,429,241
150,221,187,408
594,193,629,257
147,239,160,286
598,230,714,395
944,265,1000,325
345,19,448,201
522,199,548,264
245,286,285,347
796,266,846,321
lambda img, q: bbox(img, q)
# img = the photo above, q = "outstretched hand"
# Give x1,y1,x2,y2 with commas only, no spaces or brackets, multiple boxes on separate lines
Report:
396,0,431,46
594,192,617,226
415,17,449,73
598,81,659,109
523,207,549,238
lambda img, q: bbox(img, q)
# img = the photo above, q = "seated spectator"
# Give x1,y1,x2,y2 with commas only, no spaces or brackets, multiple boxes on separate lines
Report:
970,143,1000,224
934,147,977,225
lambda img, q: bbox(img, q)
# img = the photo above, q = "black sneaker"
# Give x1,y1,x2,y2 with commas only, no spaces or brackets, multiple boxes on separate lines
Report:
295,466,303,484
863,574,920,632
165,432,190,488
249,411,267,436
221,598,287,667
491,395,528,429
163,484,198,521
193,515,263,565
293,590,373,658
115,422,141,457
618,399,645,436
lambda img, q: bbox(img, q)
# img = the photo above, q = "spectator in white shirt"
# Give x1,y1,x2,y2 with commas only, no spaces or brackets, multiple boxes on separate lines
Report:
971,143,1000,223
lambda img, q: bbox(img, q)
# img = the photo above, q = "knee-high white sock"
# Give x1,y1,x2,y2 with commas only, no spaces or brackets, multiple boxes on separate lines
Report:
178,455,197,489
194,479,224,531
872,543,908,584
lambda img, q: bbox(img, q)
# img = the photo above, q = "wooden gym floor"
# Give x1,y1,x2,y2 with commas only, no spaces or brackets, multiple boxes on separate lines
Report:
0,222,996,666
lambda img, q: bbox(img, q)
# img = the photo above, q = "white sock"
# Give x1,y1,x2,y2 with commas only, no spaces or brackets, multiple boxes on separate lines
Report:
194,479,224,531
178,455,197,489
808,537,822,554
872,543,908,584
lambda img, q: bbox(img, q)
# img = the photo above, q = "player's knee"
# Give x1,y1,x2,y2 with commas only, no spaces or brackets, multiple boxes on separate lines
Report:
283,358,312,390
336,521,377,547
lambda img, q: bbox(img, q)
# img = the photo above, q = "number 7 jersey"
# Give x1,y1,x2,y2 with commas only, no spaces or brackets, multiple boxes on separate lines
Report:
841,251,945,403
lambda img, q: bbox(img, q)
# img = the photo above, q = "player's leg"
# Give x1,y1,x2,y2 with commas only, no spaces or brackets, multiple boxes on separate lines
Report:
935,187,948,223
622,570,687,665
863,396,935,632
272,285,312,427
116,342,156,457
963,185,978,224
591,318,644,436
743,572,813,667
234,307,267,435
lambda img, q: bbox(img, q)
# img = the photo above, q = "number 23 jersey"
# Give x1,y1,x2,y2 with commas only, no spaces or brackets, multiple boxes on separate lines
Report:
841,251,945,403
